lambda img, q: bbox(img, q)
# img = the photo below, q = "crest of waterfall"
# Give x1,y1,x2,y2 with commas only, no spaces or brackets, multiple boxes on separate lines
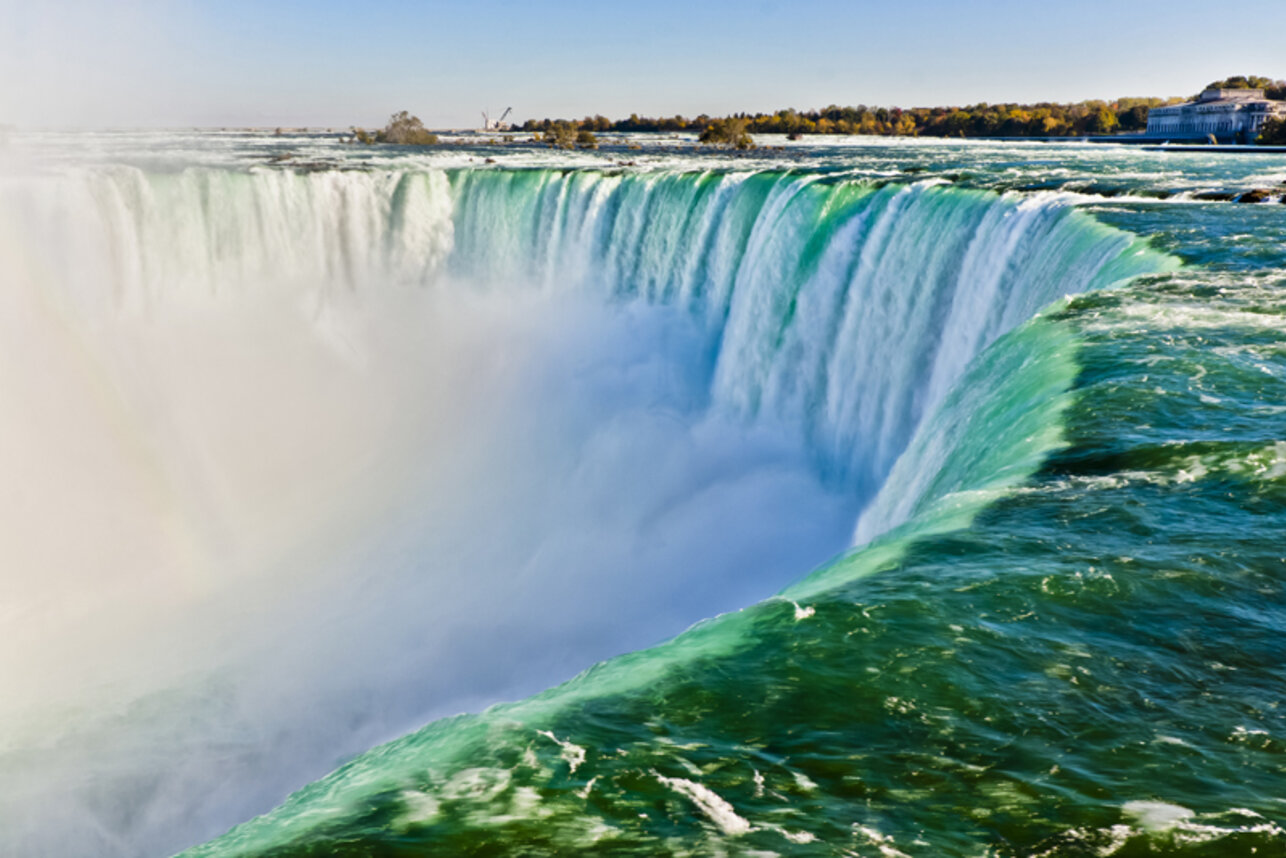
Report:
0,164,1176,858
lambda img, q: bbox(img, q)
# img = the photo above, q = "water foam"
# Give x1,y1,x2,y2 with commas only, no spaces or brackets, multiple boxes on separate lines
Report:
0,164,1174,857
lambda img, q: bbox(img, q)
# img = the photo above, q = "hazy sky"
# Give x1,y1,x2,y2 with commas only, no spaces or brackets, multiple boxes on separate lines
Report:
3,0,1284,128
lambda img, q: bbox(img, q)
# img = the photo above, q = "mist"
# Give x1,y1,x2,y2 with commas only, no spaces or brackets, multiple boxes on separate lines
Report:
0,167,857,856
0,137,1172,855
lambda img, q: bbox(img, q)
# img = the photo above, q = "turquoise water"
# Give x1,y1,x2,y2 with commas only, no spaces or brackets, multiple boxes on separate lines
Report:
2,135,1284,857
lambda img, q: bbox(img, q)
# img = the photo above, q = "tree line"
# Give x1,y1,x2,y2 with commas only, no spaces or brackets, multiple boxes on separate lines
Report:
1203,76,1286,99
518,77,1286,142
521,99,1173,139
350,77,1286,149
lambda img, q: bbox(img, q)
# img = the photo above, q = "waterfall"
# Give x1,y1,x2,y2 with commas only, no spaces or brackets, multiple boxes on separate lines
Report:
0,165,1175,858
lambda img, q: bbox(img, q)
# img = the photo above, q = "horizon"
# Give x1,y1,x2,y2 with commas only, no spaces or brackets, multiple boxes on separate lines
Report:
2,83,1275,134
6,4,1286,855
2,0,1284,129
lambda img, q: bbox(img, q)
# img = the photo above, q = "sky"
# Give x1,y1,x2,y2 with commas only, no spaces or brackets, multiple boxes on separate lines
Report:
2,0,1284,128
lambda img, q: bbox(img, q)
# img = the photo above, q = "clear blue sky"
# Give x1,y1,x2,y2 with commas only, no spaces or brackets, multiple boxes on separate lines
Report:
3,0,1284,128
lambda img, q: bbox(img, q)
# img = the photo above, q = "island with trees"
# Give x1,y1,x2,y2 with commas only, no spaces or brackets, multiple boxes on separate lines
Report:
351,111,439,145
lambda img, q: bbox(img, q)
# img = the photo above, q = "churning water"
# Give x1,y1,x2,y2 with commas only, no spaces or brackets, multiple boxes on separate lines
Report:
1,133,1283,857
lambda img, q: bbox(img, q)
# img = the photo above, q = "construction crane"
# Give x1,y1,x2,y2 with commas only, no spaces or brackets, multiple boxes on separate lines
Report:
481,107,513,132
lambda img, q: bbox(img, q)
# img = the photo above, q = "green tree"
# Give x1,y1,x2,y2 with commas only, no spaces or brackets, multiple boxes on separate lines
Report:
544,121,578,149
1089,106,1119,134
1203,75,1277,92
944,110,972,136
1258,116,1286,145
1118,104,1150,131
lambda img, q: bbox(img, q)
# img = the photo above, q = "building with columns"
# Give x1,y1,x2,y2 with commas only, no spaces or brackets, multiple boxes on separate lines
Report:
1146,88,1286,142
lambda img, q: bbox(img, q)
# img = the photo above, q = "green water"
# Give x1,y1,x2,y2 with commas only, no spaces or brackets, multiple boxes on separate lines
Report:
165,141,1286,857
190,284,1286,857
5,133,1284,857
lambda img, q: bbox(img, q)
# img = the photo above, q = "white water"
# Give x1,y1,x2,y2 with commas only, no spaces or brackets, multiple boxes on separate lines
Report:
0,163,1166,857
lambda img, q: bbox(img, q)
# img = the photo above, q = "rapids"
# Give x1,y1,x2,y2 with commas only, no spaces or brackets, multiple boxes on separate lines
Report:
11,137,1271,858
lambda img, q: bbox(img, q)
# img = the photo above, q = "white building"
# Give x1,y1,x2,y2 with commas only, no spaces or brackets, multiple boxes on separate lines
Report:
1146,88,1286,142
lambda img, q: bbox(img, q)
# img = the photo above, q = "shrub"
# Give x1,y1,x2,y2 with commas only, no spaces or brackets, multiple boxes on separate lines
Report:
698,117,754,149
375,111,439,145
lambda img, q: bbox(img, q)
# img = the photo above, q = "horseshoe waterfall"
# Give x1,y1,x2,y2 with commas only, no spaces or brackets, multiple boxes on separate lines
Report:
2,135,1284,858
